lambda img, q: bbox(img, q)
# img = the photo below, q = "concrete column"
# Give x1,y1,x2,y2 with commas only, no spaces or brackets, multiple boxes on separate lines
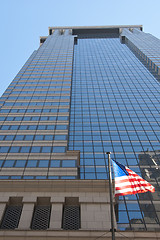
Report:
49,203,63,229
18,203,34,229
0,203,6,225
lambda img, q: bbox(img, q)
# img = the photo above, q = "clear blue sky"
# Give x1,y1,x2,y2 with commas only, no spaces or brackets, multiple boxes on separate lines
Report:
1,0,160,97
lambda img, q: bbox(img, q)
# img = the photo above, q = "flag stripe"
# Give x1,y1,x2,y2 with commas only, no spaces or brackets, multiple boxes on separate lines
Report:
115,178,154,186
112,159,155,197
115,188,151,197
115,183,154,191
115,187,154,195
115,177,147,184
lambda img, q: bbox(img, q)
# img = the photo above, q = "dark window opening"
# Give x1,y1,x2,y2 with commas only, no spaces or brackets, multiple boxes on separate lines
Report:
62,197,80,230
0,197,23,229
31,197,51,230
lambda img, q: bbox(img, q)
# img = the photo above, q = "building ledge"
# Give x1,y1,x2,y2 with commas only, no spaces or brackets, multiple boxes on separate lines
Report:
0,230,159,240
0,179,110,193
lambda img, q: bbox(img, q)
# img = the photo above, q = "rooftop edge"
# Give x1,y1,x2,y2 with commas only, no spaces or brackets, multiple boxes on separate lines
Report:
48,25,143,30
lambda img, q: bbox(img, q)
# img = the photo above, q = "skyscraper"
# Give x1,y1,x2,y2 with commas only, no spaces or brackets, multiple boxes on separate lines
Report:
0,25,160,239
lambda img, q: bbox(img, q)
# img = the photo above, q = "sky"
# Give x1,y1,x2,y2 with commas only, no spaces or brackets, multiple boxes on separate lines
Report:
0,0,160,97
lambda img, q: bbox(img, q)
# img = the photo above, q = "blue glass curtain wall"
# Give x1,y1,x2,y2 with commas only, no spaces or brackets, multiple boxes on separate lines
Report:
69,37,160,230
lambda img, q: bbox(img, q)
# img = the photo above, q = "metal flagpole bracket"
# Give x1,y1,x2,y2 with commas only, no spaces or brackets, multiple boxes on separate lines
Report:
105,152,115,240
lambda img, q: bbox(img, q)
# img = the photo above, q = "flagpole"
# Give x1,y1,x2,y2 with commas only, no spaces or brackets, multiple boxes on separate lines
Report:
106,152,115,240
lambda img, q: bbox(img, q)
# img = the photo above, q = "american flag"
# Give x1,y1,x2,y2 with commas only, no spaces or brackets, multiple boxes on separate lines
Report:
112,159,155,197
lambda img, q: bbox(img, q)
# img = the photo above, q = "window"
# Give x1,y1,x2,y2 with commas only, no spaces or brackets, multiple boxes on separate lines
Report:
28,125,37,130
19,125,27,130
54,135,67,140
15,117,23,121
37,125,46,130
35,176,47,179
39,160,49,167
0,117,6,121
32,116,39,121
40,116,48,121
0,197,23,229
20,146,30,153
30,146,41,153
10,125,19,130
56,125,67,130
44,135,53,140
35,135,44,140
3,160,15,167
62,160,76,167
50,160,60,167
0,146,9,153
62,197,80,230
24,135,34,141
52,146,66,153
5,135,14,141
0,160,4,167
41,147,51,153
26,160,37,167
31,198,51,230
57,116,68,120
15,160,26,167
23,176,34,179
0,135,5,140
9,146,20,153
47,125,55,130
48,116,56,121
23,117,31,121
1,125,9,130
15,135,24,141
11,176,21,180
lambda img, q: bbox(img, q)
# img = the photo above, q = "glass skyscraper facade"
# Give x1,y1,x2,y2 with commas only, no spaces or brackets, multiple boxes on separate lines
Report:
0,25,160,234
0,29,79,180
69,35,160,230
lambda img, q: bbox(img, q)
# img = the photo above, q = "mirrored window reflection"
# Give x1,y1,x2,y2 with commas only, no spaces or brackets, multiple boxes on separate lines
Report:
69,37,160,230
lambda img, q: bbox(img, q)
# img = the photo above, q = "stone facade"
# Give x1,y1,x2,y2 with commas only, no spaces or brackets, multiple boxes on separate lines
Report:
0,180,159,239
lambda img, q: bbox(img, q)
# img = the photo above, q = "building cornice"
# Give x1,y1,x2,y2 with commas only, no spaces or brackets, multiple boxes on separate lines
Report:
49,25,143,30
